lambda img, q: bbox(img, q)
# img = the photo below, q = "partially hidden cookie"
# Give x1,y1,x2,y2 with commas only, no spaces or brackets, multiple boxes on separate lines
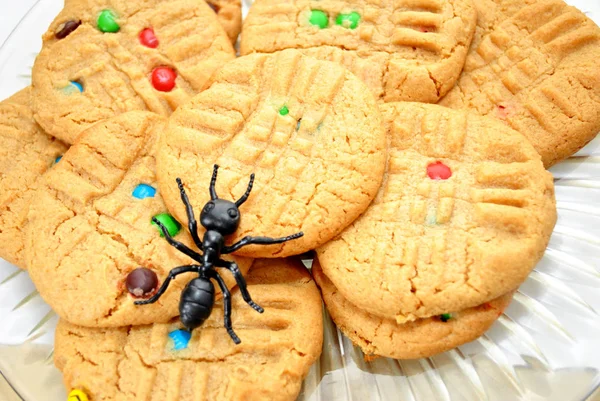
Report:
32,0,235,144
317,102,556,324
207,0,242,43
439,0,600,167
0,87,68,268
55,258,323,401
157,49,387,258
313,259,513,359
240,0,477,103
25,111,251,327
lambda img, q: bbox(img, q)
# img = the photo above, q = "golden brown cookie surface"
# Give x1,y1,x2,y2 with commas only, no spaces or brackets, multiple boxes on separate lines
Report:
26,111,251,327
32,0,235,144
313,259,513,360
318,102,556,324
207,0,242,43
0,88,68,268
55,258,323,401
157,49,387,258
440,0,600,167
241,0,477,103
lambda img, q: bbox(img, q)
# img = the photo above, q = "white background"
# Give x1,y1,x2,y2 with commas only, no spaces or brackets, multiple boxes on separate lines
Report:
0,0,37,46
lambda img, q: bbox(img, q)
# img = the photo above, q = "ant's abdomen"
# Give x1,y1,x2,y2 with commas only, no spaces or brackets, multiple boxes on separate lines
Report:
179,278,215,330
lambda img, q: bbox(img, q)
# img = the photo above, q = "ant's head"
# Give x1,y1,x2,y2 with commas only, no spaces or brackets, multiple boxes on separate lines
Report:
200,199,240,235
196,165,255,236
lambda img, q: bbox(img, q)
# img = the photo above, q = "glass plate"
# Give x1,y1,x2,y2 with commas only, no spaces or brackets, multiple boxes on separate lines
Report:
1,0,600,400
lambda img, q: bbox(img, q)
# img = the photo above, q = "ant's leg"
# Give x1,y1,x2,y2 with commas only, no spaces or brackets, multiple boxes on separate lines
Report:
176,178,203,250
208,270,241,344
134,265,197,305
221,232,304,254
216,259,263,313
209,164,219,200
152,217,203,262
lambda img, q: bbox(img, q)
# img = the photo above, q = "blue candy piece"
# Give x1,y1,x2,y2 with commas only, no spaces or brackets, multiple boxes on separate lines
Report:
169,329,191,350
54,155,63,164
70,81,83,92
132,183,156,199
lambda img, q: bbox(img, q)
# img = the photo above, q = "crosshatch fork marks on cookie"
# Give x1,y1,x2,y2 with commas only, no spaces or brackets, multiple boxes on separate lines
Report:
241,0,477,103
158,50,387,258
54,259,323,401
32,0,235,144
317,102,556,324
440,0,600,167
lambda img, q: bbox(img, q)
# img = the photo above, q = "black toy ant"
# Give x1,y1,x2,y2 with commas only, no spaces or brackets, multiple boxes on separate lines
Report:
135,165,303,344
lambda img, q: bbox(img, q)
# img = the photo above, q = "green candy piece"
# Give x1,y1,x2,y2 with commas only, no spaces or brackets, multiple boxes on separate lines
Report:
309,10,329,29
151,213,181,237
279,105,289,116
440,313,452,322
97,10,120,33
336,11,360,29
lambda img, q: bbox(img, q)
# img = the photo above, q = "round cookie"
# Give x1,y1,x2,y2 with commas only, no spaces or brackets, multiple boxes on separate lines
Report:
0,87,68,268
32,0,235,144
317,102,556,324
313,260,513,359
240,0,477,103
157,49,387,258
54,258,323,401
207,0,242,43
25,111,251,327
439,0,600,167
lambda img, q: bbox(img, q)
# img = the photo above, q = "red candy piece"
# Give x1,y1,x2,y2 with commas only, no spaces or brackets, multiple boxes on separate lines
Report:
151,67,177,92
427,161,452,180
139,28,159,48
497,104,510,119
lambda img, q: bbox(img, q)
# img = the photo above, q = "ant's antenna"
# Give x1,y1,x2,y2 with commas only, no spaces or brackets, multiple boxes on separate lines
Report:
235,174,255,207
210,164,219,200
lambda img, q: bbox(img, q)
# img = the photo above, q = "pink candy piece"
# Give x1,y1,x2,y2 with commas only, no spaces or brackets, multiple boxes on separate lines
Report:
427,161,452,180
139,28,159,48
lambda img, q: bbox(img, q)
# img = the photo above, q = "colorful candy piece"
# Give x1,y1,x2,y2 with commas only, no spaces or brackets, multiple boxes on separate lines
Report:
67,389,89,401
151,67,177,92
55,20,81,39
296,118,302,131
169,329,192,350
440,313,452,322
139,28,159,48
97,10,120,33
132,183,156,199
278,105,289,116
309,10,329,29
427,161,452,180
426,213,437,226
497,104,512,119
126,267,159,297
69,81,83,93
54,155,63,164
335,12,360,29
151,213,181,237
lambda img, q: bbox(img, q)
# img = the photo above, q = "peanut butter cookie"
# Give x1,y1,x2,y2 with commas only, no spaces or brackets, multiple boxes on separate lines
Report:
317,102,556,324
0,87,68,268
440,0,600,167
32,0,235,144
26,111,251,327
241,0,477,103
157,49,387,258
208,0,242,43
55,258,323,401
313,259,513,359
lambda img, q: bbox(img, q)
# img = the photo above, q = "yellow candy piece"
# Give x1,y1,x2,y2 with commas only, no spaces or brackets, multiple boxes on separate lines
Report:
68,389,89,401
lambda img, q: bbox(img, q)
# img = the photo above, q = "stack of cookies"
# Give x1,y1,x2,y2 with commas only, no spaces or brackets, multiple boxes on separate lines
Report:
0,0,598,399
